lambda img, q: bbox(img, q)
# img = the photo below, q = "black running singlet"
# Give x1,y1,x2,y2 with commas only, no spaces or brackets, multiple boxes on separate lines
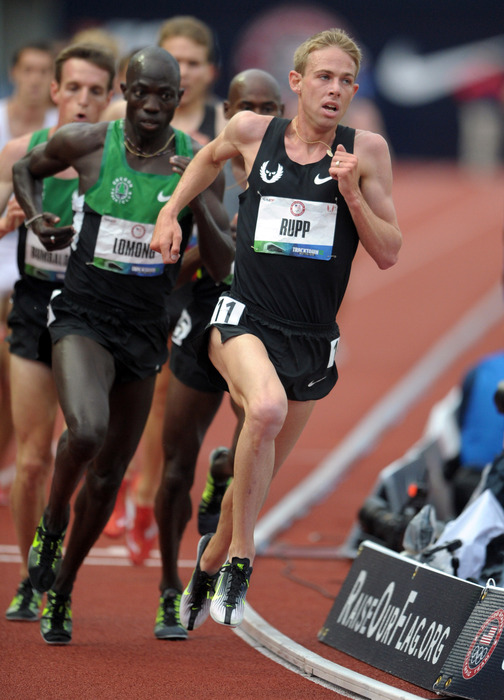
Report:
232,117,359,325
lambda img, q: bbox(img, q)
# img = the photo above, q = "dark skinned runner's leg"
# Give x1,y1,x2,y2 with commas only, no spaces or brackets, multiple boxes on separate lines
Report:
31,334,155,596
155,373,223,593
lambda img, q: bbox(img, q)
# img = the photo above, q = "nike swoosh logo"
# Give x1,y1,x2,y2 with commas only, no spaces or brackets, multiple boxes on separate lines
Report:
314,174,332,185
308,377,326,387
376,35,504,105
157,192,171,203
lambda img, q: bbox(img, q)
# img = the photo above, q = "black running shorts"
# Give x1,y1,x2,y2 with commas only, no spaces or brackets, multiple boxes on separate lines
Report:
199,293,340,402
6,280,55,366
169,294,223,393
47,290,170,383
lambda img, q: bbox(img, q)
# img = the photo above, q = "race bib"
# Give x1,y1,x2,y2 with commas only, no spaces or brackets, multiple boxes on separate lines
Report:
171,309,192,346
210,296,245,326
254,196,337,261
24,230,70,281
92,215,164,276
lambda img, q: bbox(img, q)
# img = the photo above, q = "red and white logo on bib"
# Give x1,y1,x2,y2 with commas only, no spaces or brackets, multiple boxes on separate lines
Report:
290,201,305,216
131,224,146,239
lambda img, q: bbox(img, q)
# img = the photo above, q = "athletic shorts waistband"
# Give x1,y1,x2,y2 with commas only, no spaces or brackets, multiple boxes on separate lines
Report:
63,289,163,322
227,293,339,336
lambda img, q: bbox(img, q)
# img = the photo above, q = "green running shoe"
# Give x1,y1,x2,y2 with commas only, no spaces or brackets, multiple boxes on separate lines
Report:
197,448,232,536
179,534,218,630
154,588,187,640
5,578,43,621
210,557,253,627
40,590,72,645
28,513,67,593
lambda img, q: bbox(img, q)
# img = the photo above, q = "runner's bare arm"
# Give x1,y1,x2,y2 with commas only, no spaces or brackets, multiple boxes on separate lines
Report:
0,135,30,237
12,142,73,251
152,111,269,264
12,123,107,251
169,151,234,282
12,143,59,223
329,132,402,269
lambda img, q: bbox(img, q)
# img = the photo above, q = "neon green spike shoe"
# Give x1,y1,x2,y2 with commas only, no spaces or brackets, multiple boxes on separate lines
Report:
154,588,187,640
40,590,72,645
179,534,218,630
28,513,67,593
5,578,43,621
210,557,253,627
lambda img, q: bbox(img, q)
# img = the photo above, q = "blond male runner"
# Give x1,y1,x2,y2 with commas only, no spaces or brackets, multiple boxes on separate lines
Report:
152,28,402,629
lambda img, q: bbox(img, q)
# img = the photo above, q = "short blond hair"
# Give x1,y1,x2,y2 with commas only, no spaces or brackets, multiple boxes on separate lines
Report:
293,28,361,77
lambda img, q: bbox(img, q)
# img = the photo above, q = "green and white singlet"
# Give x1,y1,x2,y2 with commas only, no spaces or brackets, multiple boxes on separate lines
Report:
64,119,194,317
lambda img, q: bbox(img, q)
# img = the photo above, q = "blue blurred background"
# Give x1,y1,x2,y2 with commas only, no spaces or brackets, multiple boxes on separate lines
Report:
1,0,503,162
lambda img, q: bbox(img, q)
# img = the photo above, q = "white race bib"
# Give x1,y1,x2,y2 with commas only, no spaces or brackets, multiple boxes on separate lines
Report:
171,309,192,346
24,230,70,281
210,296,246,326
254,196,337,261
93,215,164,276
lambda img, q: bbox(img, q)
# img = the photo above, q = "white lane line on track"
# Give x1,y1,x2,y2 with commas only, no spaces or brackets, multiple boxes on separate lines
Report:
0,545,196,569
0,464,15,487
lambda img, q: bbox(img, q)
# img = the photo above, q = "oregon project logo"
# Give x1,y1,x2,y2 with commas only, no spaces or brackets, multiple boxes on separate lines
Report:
260,161,284,184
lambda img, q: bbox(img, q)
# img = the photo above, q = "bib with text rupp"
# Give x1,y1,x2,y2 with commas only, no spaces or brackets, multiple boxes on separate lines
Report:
92,215,163,276
253,196,337,261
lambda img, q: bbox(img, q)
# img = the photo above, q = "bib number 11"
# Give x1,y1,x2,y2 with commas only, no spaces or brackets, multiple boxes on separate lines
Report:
210,296,246,326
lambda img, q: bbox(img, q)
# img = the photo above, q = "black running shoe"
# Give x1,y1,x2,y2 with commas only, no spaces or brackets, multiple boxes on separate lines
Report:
179,534,218,630
5,578,43,621
28,513,67,593
40,590,72,645
154,588,187,640
197,448,232,536
210,557,253,627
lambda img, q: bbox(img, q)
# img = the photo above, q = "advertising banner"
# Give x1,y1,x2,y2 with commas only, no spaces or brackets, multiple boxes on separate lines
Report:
319,541,482,691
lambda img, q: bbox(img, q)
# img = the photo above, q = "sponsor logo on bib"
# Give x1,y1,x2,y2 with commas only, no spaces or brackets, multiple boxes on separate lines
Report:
290,200,305,216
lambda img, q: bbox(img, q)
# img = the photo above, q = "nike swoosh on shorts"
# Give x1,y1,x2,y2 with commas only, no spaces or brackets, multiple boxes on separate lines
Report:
308,376,326,387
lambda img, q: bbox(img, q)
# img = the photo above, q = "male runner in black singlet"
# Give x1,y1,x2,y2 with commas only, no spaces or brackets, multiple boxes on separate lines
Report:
152,28,402,630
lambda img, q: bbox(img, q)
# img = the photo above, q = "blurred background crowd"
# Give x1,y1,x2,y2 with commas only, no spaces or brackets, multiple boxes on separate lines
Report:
1,0,504,167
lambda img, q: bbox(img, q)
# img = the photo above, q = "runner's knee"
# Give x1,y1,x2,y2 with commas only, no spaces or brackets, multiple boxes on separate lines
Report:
247,393,287,441
85,467,123,504
14,451,52,491
159,458,195,496
66,417,108,464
